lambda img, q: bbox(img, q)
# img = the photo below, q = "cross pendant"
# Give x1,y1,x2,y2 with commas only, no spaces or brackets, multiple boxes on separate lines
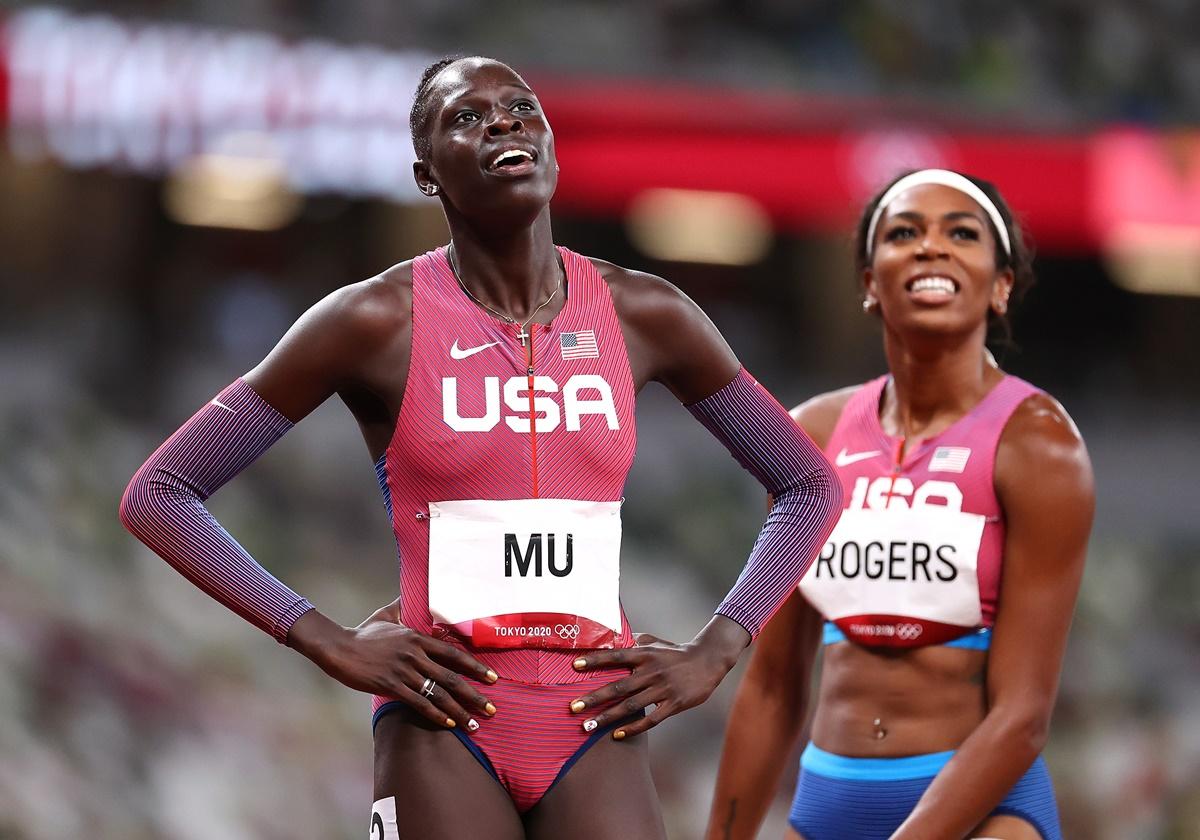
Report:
516,327,530,346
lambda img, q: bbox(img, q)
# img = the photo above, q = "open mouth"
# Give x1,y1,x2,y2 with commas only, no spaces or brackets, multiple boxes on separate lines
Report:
487,148,536,172
905,275,959,300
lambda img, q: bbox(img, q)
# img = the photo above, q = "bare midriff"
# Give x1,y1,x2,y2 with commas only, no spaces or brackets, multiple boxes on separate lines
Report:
810,641,988,757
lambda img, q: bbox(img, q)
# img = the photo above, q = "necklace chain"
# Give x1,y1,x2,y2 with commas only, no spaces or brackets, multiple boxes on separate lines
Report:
447,245,561,342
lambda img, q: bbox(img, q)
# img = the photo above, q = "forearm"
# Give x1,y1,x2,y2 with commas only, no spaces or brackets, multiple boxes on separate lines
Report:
687,369,843,637
891,708,1046,839
707,689,806,840
119,380,314,642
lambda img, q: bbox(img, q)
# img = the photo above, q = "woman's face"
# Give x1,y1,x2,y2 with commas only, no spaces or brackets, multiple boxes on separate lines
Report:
415,58,558,218
864,184,1013,338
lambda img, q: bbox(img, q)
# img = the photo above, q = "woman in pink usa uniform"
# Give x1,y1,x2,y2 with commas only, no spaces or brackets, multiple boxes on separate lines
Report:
705,170,1094,840
119,56,842,839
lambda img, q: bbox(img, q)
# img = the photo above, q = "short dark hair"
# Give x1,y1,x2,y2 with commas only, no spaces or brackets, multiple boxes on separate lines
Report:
853,170,1035,343
409,56,463,162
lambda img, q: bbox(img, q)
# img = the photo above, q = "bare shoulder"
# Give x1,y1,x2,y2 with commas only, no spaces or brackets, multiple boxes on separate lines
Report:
588,256,700,326
316,260,414,343
245,260,415,418
999,391,1088,463
789,385,860,449
996,390,1093,499
584,256,739,400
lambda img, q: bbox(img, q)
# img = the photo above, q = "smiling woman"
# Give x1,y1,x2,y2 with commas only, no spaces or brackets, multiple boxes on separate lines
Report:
119,56,843,840
706,170,1094,840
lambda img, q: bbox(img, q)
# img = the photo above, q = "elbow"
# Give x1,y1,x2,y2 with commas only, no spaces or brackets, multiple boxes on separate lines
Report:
812,458,844,524
119,466,154,537
998,704,1053,758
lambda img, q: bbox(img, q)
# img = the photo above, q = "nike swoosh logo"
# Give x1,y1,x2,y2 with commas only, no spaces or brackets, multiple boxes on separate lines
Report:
835,447,882,467
210,399,236,413
450,339,502,360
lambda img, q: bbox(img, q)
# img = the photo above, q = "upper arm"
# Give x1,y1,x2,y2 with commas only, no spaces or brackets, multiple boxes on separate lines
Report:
243,269,412,423
600,261,741,403
986,394,1095,713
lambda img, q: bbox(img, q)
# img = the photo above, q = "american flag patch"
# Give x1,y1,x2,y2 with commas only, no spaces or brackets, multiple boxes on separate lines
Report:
929,446,971,473
560,330,599,360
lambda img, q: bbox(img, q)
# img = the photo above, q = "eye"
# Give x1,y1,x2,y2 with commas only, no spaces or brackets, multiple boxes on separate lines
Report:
511,99,536,113
453,110,480,124
884,225,916,242
950,225,981,241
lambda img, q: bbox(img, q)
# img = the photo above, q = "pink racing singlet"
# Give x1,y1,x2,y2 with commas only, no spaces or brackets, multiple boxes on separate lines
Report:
798,374,1041,648
376,246,637,685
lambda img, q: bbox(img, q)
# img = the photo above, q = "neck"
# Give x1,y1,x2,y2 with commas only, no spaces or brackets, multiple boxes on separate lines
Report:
446,209,562,321
880,323,999,438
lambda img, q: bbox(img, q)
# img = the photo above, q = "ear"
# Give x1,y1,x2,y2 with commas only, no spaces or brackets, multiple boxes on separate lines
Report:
413,160,439,197
991,268,1015,315
862,266,879,304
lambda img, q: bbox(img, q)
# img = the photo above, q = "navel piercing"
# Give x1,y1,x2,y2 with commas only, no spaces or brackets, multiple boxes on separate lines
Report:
873,717,888,740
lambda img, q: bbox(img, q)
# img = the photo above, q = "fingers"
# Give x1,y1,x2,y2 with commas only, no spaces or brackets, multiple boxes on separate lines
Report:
572,646,639,672
425,638,500,686
577,689,660,736
569,671,650,716
608,702,671,740
633,632,664,646
432,666,497,719
393,682,472,731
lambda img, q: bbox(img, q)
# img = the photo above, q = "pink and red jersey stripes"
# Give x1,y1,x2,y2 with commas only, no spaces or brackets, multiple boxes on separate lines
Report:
378,247,638,686
820,374,1042,628
120,248,842,679
686,369,843,637
119,380,313,643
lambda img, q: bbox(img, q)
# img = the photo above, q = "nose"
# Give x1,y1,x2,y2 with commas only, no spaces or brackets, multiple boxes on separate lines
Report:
486,110,523,137
915,231,949,259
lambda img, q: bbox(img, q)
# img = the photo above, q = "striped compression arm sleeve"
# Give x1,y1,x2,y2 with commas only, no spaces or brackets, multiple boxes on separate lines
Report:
119,379,315,643
686,368,843,638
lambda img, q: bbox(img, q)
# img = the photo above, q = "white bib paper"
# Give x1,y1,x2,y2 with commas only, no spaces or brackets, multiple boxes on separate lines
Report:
428,498,623,648
799,506,986,646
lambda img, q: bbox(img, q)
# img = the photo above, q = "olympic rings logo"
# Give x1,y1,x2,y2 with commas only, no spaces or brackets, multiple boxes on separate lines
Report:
555,624,581,639
896,623,923,640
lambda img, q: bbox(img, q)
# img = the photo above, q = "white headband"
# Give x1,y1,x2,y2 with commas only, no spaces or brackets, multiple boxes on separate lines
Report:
864,169,1011,260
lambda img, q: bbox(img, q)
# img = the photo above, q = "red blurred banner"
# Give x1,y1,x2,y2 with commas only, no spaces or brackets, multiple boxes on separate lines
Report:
4,7,1198,255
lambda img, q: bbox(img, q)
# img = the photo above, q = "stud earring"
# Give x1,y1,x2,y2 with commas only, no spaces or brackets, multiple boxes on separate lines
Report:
862,296,878,314
424,185,439,196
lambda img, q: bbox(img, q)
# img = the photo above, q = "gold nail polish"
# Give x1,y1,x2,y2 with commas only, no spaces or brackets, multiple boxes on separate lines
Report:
573,658,587,669
613,730,626,740
445,718,456,728
485,702,497,716
486,669,499,683
570,700,586,713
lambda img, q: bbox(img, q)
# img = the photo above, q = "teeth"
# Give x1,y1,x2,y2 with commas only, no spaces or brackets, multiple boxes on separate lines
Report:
910,277,956,294
491,149,533,168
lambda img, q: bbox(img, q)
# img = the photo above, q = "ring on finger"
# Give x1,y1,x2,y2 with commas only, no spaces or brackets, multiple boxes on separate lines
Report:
420,677,437,698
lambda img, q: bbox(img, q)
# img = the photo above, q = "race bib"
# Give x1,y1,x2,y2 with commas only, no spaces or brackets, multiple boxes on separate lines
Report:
799,506,986,647
427,498,623,649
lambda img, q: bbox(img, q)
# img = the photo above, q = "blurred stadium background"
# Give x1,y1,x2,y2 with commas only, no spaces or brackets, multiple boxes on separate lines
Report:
1,2,1198,838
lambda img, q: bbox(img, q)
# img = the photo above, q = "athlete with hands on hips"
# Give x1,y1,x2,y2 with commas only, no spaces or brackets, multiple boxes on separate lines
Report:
120,56,842,839
704,170,1094,840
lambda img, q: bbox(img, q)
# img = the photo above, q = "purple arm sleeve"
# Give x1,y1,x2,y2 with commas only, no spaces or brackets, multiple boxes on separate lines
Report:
686,368,843,638
119,379,315,643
